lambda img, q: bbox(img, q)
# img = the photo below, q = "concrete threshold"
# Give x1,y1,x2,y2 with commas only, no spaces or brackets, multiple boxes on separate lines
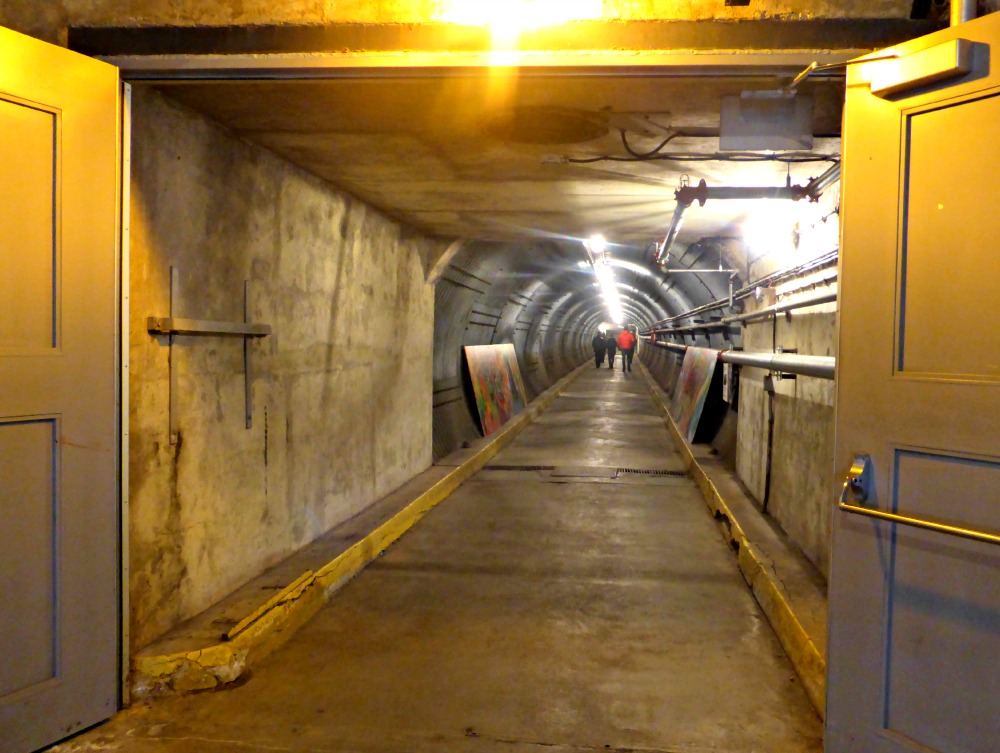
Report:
130,363,590,699
637,361,829,719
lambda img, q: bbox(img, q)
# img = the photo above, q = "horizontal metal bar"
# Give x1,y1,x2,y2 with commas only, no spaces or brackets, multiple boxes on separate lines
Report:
647,250,838,329
662,268,739,274
676,184,805,205
647,340,689,354
839,503,1000,547
737,290,838,324
651,289,838,335
645,339,834,379
148,316,271,338
721,350,835,379
98,53,864,81
654,320,739,336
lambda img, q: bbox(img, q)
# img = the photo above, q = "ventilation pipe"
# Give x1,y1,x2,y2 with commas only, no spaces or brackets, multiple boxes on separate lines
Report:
653,174,836,266
802,162,841,197
675,180,810,205
719,350,834,380
650,288,838,337
647,341,835,380
655,202,688,265
647,249,838,329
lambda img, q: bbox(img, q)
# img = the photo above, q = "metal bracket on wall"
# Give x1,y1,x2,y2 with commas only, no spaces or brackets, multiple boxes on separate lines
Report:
147,266,272,445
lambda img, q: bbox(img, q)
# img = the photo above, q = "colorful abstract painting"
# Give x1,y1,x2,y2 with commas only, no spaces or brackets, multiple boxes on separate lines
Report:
464,344,528,436
669,347,719,442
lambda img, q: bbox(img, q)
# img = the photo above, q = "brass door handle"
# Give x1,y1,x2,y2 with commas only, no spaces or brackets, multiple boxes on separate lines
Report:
837,453,1000,546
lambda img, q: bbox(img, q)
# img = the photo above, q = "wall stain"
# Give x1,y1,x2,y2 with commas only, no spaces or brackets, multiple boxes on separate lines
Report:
215,376,225,422
263,405,269,500
263,405,269,467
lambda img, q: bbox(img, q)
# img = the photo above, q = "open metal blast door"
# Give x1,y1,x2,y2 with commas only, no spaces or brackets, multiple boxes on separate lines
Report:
0,26,121,753
828,12,1000,753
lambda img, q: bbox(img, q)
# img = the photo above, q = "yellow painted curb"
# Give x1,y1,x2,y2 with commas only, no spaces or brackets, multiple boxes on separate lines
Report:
638,362,827,719
130,362,589,699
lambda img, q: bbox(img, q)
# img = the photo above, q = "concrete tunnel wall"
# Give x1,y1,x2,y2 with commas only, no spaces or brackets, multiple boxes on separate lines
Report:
736,282,837,579
127,87,436,650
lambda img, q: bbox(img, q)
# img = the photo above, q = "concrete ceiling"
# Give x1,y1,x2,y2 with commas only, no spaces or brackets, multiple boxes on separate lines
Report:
139,70,844,250
76,17,938,262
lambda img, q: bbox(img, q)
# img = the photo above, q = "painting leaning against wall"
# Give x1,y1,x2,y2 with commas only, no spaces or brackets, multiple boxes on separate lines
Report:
670,346,718,443
464,344,528,436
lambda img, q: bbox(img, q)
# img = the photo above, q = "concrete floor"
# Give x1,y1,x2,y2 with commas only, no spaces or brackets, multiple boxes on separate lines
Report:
53,366,823,753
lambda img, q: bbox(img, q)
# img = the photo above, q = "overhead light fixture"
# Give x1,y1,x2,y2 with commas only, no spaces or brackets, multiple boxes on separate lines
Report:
585,235,624,325
435,1,602,48
587,233,607,257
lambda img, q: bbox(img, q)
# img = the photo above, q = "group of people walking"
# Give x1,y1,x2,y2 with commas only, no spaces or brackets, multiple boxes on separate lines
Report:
592,326,637,372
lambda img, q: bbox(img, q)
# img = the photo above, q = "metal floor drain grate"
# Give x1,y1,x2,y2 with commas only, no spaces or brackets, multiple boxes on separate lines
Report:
481,465,687,478
617,468,687,477
551,466,619,478
483,464,556,472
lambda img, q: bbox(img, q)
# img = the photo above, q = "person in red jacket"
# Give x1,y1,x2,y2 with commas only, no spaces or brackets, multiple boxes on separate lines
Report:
616,326,637,373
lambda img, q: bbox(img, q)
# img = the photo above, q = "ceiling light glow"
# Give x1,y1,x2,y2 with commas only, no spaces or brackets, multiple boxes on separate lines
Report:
587,233,607,256
744,200,839,268
744,202,797,265
435,1,602,33
585,234,623,325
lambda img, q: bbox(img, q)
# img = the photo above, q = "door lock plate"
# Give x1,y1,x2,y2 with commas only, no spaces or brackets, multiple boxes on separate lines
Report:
840,453,873,506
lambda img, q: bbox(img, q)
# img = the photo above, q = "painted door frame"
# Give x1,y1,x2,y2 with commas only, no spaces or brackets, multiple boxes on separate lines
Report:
119,81,132,707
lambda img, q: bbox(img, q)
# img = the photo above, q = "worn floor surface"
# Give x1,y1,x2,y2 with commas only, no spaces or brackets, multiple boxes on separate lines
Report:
53,366,823,753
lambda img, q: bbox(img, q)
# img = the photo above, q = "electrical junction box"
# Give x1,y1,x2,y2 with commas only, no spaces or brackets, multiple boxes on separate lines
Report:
720,92,814,151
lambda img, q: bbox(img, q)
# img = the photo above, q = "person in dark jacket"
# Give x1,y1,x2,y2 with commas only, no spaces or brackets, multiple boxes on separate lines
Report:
605,334,617,369
591,331,607,368
617,326,637,372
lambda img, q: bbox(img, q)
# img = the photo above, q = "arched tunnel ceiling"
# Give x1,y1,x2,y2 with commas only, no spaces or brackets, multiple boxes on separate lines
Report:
443,236,750,337
77,13,941,321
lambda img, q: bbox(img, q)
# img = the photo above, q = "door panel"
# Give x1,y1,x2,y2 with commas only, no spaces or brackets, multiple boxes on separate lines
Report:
0,26,120,753
0,419,57,697
884,450,1000,752
899,93,1000,380
828,12,1000,753
0,98,57,352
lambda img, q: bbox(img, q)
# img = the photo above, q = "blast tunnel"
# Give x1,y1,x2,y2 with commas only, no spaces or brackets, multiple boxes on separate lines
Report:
431,236,744,459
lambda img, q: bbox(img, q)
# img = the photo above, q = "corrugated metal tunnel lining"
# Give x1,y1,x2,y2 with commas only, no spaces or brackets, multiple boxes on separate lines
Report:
431,236,744,459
